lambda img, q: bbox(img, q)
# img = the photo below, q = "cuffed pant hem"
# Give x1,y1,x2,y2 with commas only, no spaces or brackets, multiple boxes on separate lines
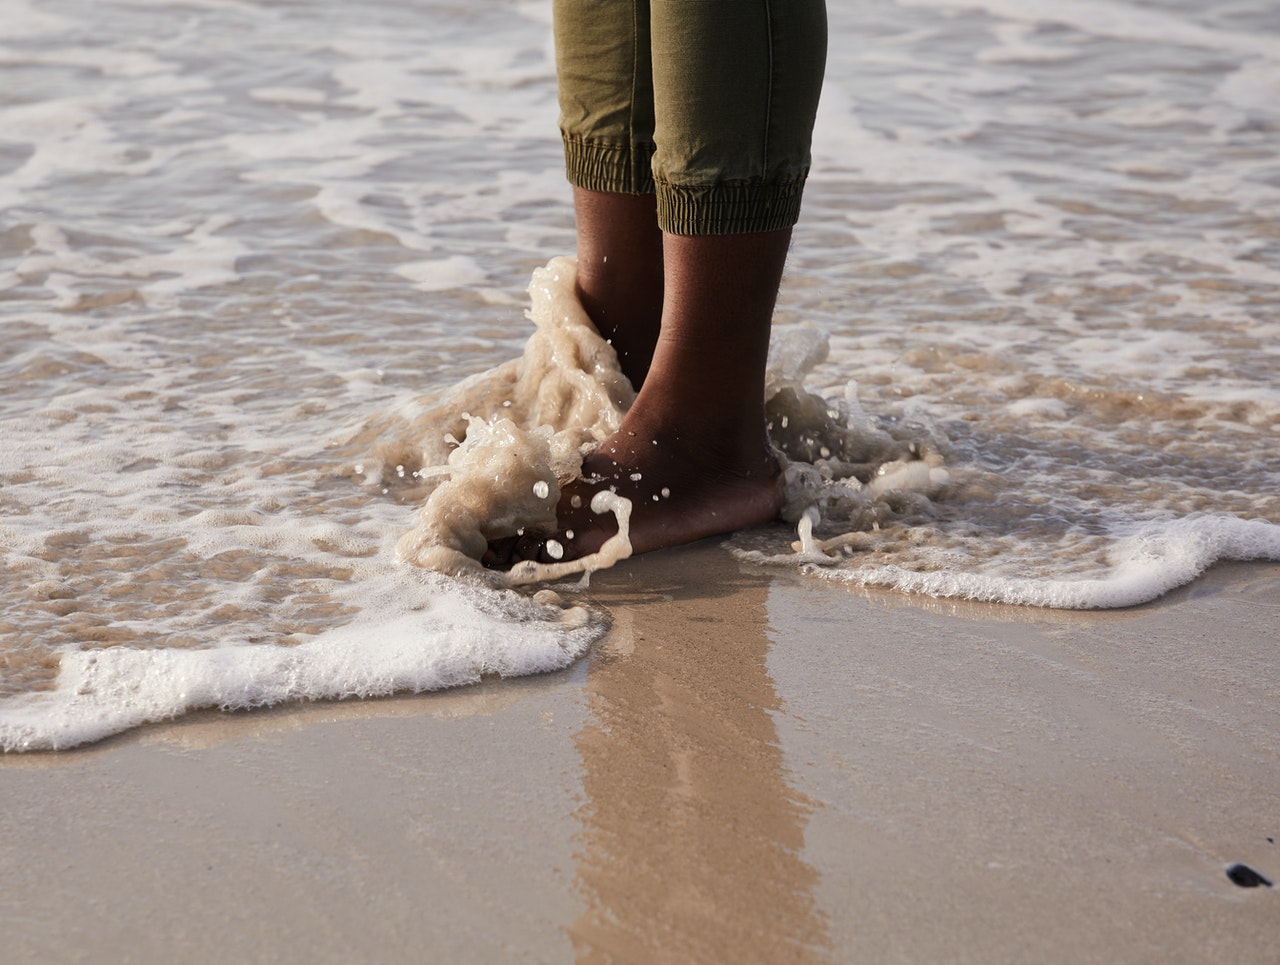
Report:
563,135,656,195
656,176,808,235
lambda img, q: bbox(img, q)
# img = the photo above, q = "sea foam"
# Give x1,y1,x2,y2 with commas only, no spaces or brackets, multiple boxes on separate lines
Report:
802,515,1280,610
3,0,1278,753
0,580,598,752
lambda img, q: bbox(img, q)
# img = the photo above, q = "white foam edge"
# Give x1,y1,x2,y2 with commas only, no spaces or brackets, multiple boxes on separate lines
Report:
810,515,1280,610
0,589,602,753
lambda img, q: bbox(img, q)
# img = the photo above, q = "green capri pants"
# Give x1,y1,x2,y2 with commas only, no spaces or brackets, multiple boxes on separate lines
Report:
553,0,828,235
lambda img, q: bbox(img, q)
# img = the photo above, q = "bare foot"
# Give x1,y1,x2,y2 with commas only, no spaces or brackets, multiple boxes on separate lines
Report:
483,420,784,568
483,224,795,572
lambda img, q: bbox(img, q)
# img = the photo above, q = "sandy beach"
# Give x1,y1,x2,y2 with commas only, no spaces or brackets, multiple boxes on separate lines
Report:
3,548,1276,963
4,0,1279,959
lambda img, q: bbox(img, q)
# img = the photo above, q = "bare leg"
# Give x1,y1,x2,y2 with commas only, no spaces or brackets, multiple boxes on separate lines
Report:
485,227,790,567
573,188,664,389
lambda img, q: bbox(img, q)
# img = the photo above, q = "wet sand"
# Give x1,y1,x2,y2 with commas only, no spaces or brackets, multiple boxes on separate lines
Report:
2,548,1277,963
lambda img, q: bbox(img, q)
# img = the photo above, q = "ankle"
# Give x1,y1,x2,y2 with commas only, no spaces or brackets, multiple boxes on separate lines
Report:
604,400,775,481
575,273,662,388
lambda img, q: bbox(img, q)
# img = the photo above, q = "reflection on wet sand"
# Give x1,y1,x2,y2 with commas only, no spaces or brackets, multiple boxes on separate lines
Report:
569,547,830,962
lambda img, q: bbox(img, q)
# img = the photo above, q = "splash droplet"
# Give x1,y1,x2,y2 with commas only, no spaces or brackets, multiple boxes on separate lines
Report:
533,480,550,499
545,539,564,560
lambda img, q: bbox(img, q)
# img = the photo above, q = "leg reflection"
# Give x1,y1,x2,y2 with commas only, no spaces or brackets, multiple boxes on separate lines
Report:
569,551,830,962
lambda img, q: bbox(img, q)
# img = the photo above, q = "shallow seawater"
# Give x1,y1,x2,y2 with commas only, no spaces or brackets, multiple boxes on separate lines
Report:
1,0,1277,748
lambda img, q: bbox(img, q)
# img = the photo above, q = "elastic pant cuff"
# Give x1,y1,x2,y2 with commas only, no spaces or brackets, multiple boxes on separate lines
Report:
563,135,656,195
656,176,808,235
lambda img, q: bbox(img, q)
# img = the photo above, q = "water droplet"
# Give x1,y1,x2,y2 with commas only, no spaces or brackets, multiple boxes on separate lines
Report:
565,529,574,540
545,539,564,560
629,472,642,481
533,480,550,499
570,495,582,509
354,464,364,475
781,416,789,428
660,487,671,498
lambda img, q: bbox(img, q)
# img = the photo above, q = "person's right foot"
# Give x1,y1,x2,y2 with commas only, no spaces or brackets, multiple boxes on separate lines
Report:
485,215,796,575
483,415,784,568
